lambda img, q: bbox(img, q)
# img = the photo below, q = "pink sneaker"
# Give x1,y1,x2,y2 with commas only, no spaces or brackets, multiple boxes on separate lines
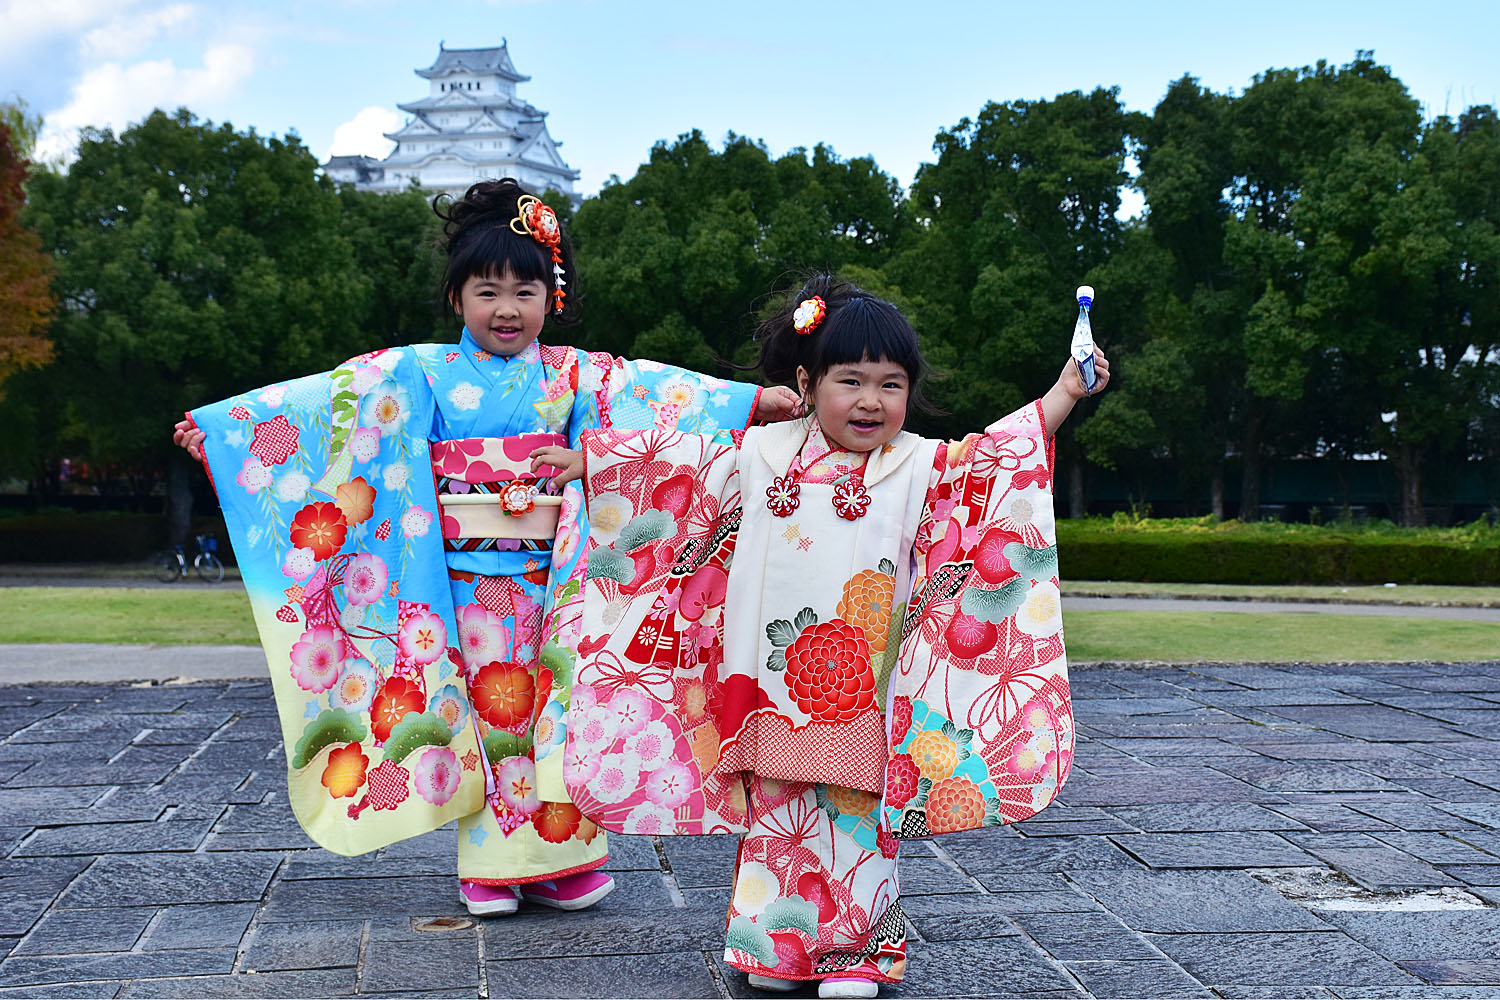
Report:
518,870,615,911
459,880,521,916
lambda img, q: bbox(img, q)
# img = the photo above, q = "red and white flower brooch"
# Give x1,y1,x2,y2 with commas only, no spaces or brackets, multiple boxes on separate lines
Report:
766,475,802,517
831,477,872,520
497,480,538,517
793,296,826,335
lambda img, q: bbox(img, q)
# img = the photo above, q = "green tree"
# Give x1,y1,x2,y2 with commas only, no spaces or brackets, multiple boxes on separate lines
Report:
569,130,904,371
23,109,374,542
891,88,1136,509
0,106,55,394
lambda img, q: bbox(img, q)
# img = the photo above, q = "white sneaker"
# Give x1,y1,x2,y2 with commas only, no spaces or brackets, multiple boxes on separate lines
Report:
747,973,798,992
459,880,521,916
818,976,879,999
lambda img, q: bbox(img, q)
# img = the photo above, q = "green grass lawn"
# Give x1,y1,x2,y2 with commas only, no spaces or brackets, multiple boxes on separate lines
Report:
2,586,259,645
3,585,1499,663
1065,580,1500,608
1067,610,1500,663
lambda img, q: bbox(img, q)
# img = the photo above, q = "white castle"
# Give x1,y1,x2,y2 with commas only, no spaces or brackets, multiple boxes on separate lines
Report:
322,42,579,198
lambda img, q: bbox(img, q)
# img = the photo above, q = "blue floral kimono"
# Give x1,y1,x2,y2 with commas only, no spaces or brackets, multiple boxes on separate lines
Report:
192,331,761,868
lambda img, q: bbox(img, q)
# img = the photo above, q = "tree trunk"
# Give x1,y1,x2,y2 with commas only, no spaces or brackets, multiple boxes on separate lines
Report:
1210,464,1225,520
1396,442,1425,527
1239,411,1262,522
1068,450,1085,519
166,452,194,547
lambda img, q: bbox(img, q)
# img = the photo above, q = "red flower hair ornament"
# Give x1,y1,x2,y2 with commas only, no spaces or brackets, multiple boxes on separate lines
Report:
511,194,568,315
792,296,826,335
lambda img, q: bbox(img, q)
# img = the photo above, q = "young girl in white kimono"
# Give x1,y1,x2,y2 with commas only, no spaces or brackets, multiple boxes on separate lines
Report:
534,275,1110,998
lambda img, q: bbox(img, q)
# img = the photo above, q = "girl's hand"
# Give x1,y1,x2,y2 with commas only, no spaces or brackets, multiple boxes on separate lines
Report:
755,385,807,422
530,446,584,487
174,417,207,462
1060,347,1111,400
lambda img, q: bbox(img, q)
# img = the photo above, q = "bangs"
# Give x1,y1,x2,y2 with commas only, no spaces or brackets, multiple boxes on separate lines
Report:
441,222,551,303
809,296,923,385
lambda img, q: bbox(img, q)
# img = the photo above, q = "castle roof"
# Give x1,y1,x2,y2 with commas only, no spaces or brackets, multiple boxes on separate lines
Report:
416,43,528,83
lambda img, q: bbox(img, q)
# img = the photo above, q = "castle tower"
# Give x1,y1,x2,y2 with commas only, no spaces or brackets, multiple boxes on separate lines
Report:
322,42,580,198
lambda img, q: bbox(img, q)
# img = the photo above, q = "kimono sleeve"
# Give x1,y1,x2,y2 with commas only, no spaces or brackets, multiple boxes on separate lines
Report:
600,353,762,434
191,346,484,856
882,400,1074,839
565,427,752,836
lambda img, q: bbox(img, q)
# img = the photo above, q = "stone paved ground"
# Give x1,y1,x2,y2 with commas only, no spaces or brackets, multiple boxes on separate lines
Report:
3,661,1500,998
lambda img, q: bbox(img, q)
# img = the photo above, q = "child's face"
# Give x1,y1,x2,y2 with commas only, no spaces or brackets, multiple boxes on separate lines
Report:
797,358,910,453
453,267,548,356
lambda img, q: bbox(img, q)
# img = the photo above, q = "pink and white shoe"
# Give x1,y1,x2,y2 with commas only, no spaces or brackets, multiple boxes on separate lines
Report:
459,880,521,916
819,975,878,999
518,870,615,911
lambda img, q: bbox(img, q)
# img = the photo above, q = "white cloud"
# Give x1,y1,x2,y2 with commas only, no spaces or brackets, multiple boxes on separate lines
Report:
36,43,256,162
0,0,120,58
323,105,400,161
80,2,197,61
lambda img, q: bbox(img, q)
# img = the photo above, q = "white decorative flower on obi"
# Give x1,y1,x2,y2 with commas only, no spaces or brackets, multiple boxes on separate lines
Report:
447,381,484,411
1015,580,1063,639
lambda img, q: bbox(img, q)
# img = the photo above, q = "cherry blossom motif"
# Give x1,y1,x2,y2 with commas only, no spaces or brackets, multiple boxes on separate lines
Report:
496,757,541,815
228,405,251,420
497,480,536,517
275,471,311,503
533,699,566,758
446,381,484,411
330,660,378,713
586,753,640,805
289,502,347,561
413,747,462,806
606,688,651,740
623,719,675,771
1014,581,1062,639
342,553,388,605
643,759,695,808
350,364,386,394
401,505,433,539
289,624,344,692
397,610,447,665
455,603,510,670
766,475,801,517
257,385,286,407
360,379,412,436
382,462,409,491
426,684,470,735
622,801,675,835
235,458,272,494
563,735,602,787
832,478,872,521
349,426,381,462
248,415,299,466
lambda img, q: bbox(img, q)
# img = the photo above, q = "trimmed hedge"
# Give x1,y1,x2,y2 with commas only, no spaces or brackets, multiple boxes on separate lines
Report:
1058,515,1500,585
0,512,232,564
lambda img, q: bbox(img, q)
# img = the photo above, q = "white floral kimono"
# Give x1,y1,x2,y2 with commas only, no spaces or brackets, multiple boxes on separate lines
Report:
564,403,1075,984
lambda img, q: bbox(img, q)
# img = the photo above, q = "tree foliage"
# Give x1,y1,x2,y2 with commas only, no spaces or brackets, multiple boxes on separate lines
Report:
0,107,55,393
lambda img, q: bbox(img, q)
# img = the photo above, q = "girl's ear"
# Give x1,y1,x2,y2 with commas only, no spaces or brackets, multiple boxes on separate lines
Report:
795,366,812,404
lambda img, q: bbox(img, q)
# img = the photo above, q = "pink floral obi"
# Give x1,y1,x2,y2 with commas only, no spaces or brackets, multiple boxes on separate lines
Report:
431,434,566,546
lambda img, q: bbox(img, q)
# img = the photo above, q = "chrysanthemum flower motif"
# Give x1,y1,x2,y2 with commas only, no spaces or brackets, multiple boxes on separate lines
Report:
497,480,537,517
831,478,871,520
793,295,826,335
765,475,801,517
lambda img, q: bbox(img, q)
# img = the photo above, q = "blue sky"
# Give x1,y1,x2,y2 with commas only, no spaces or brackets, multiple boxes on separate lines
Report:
3,0,1496,205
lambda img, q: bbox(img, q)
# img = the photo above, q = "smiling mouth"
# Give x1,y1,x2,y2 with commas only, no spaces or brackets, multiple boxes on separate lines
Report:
849,419,882,431
491,327,522,337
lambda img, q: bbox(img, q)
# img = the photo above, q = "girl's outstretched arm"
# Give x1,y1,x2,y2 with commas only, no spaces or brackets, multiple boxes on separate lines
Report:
1040,349,1111,438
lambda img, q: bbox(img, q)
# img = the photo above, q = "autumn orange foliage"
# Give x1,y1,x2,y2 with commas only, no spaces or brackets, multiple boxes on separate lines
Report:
0,121,54,390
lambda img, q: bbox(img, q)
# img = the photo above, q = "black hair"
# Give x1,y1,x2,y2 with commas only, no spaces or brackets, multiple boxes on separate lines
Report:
432,178,580,326
755,273,936,415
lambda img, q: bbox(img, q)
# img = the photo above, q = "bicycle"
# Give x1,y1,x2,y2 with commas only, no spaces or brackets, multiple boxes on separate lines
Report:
154,534,225,584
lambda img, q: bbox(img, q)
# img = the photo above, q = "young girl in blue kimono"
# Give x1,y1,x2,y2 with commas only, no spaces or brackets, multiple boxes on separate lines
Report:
177,178,800,916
